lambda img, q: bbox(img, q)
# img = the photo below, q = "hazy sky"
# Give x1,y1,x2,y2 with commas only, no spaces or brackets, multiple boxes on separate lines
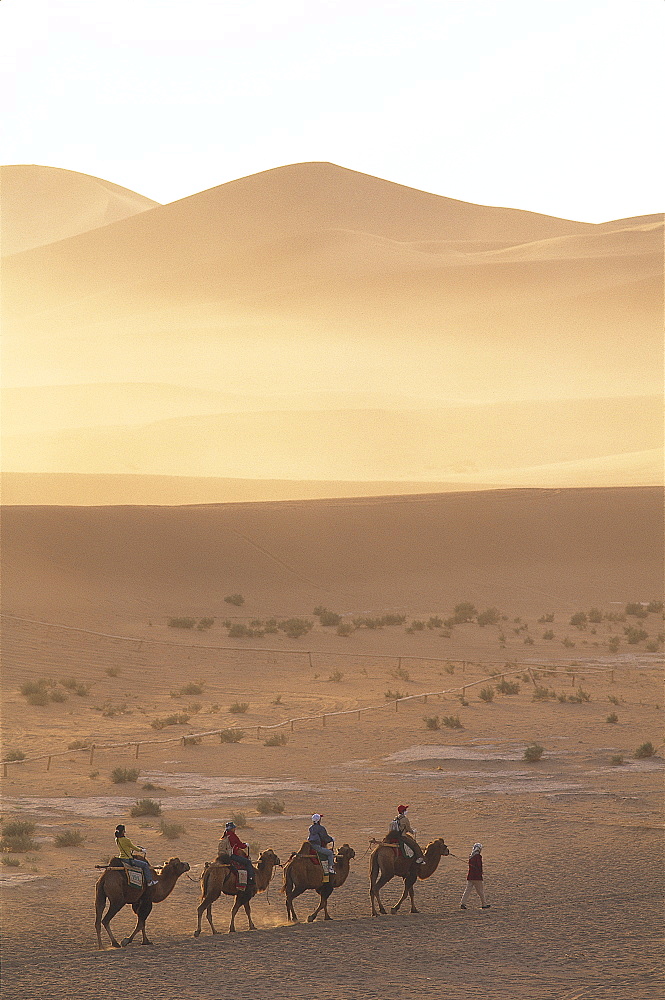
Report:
2,0,663,221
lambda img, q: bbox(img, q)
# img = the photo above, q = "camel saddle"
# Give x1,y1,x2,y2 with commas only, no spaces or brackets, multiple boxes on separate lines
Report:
107,856,145,888
211,854,249,889
296,841,323,865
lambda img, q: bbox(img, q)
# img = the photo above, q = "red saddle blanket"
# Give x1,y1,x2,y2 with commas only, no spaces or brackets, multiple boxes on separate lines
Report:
296,842,323,864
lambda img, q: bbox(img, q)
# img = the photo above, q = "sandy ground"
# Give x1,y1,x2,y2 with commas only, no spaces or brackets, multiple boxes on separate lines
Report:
2,489,663,998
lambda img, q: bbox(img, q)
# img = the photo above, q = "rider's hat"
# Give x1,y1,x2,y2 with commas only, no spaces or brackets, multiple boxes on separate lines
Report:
225,821,236,830
311,813,322,823
397,804,409,813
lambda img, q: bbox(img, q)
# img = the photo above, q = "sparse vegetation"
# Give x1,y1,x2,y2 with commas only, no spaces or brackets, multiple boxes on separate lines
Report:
390,666,410,682
111,767,139,784
3,749,26,762
1,857,20,867
106,666,121,677
609,755,624,766
183,735,202,746
219,728,244,743
496,679,520,695
54,829,85,847
224,594,245,606
542,630,555,640
427,616,443,629
255,797,285,815
384,689,404,701
314,607,342,626
538,613,555,623
646,640,660,652
130,799,162,817
608,695,619,706
272,695,283,705
606,713,618,724
625,603,648,618
624,626,648,644
608,636,620,653
441,714,463,729
523,743,545,762
476,607,500,627
424,715,440,730
231,812,249,829
562,637,575,648
159,820,186,839
478,686,494,703
151,713,190,729
197,617,215,630
168,617,196,629
566,688,591,704
634,742,655,759
451,602,478,623
570,612,587,628
279,618,313,639
178,682,204,696
229,701,249,714
587,608,603,623
328,671,344,683
264,733,288,746
336,622,354,637
646,600,663,614
1,821,37,853
533,686,556,702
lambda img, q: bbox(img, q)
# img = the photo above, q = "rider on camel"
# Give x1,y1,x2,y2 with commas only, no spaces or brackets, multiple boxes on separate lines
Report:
114,824,158,885
386,805,426,864
218,821,256,887
308,813,336,873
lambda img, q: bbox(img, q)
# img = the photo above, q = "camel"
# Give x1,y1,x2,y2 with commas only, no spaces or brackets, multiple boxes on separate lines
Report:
194,849,281,935
94,856,190,948
369,837,450,916
282,843,356,922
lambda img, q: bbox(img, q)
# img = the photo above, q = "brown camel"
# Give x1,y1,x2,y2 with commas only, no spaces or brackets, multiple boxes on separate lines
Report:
369,837,450,916
94,856,190,948
282,843,356,922
194,849,281,935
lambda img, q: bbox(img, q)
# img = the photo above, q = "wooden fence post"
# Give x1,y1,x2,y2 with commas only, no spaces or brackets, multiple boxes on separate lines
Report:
46,756,52,771
135,743,140,759
89,745,95,766
3,762,8,777
257,727,261,740
290,720,294,732
423,694,428,704
308,651,313,668
322,714,326,727
610,669,615,683
395,699,399,712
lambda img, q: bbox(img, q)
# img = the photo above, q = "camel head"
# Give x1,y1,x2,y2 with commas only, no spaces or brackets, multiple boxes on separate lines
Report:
335,844,356,863
257,849,281,867
425,838,450,857
159,857,191,878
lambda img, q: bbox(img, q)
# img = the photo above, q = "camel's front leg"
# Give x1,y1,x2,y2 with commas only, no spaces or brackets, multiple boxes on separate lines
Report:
390,879,411,914
244,899,256,930
121,915,147,947
194,889,219,937
307,892,325,922
123,897,154,946
286,884,307,922
371,872,392,915
408,878,419,913
100,902,124,948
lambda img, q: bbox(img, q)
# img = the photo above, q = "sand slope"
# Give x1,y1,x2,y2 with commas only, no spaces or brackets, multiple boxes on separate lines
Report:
0,165,159,257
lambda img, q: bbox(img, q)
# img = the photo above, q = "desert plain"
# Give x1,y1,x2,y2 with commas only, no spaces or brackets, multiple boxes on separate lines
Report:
1,163,664,999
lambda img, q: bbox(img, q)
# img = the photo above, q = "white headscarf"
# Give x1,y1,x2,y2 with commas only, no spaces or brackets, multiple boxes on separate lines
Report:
470,843,482,856
311,813,321,823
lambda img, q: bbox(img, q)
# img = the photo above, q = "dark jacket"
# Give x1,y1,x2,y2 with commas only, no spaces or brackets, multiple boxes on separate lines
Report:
467,853,483,881
308,822,332,847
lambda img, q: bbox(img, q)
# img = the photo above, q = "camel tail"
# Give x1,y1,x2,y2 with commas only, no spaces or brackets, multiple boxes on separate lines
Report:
369,850,380,888
94,876,107,935
280,867,292,895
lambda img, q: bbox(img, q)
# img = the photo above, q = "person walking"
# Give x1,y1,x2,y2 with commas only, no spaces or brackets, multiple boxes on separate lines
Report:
460,842,490,909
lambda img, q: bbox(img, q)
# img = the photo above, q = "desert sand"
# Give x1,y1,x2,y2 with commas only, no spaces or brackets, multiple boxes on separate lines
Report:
1,163,663,999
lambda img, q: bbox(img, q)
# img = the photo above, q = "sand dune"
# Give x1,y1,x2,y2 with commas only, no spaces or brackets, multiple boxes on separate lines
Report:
0,165,158,257
2,487,661,620
2,397,661,485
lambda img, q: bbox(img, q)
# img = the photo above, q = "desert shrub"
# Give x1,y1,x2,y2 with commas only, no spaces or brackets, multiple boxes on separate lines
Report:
444,663,455,674
384,689,404,701
424,716,440,730
458,696,469,706
100,701,129,718
231,812,249,828
229,701,249,714
477,607,500,627
532,686,555,702
328,671,344,683
441,714,463,729
588,608,603,623
159,820,186,839
556,693,568,703
183,735,202,746
646,641,660,652
197,617,215,630
427,616,443,629
336,622,354,637
624,626,648,644
54,829,85,847
179,682,204,696
142,783,159,791
625,603,648,618
187,702,202,714
111,767,139,784
230,623,263,638
608,636,620,653
279,618,313,639
524,743,545,762
1,821,37,853
478,686,494,703
521,672,531,683
319,610,342,627
605,611,626,622
634,742,655,759
151,713,190,730
608,695,620,706
168,617,196,629
1,857,20,867
49,688,68,703
497,633,506,643
264,733,288,746
262,618,279,634
255,797,285,815
409,620,425,631
496,679,520,695
646,600,663,614
609,755,624,766
3,749,26,762
219,728,244,743
538,613,555,623
524,636,535,645
606,713,618,724
391,666,410,682
272,695,283,705
224,594,245,606
452,602,477,623
542,630,555,640
562,637,575,648
105,666,120,677
130,799,162,817
566,688,591,704
570,612,588,628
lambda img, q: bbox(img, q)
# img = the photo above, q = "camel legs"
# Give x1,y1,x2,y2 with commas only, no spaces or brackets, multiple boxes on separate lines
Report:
285,884,308,922
96,898,124,949
229,893,255,932
390,875,418,914
308,886,333,922
194,893,220,937
370,871,394,916
121,898,154,947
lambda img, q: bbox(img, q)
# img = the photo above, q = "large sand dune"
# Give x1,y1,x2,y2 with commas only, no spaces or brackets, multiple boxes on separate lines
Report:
0,164,158,257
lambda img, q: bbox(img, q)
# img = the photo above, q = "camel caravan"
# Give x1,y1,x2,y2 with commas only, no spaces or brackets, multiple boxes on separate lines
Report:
94,806,477,948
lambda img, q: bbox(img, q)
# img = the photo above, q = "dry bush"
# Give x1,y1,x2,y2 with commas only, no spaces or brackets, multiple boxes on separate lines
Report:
183,735,202,746
441,714,463,729
496,679,520,695
111,767,139,784
224,594,245,606
168,617,196,629
1,821,37,853
328,671,344,683
390,666,410,682
634,742,655,759
159,820,186,839
151,713,190,729
255,797,285,815
524,744,545,762
532,686,556,702
606,713,619,723
384,689,404,701
423,716,440,730
264,733,288,746
3,749,26,762
130,799,162,817
105,666,120,677
219,728,244,743
54,829,85,847
2,857,20,867
229,701,249,714
336,622,354,637
231,812,249,829
478,686,494,703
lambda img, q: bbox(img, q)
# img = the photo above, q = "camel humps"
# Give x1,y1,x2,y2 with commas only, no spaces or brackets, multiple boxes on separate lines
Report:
94,856,190,948
194,848,281,935
369,837,450,917
282,843,356,922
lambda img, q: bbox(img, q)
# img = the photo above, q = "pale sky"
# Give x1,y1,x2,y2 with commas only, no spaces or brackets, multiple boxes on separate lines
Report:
2,0,663,222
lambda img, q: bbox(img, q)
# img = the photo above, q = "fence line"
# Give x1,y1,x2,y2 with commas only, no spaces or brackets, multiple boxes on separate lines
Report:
0,660,635,776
